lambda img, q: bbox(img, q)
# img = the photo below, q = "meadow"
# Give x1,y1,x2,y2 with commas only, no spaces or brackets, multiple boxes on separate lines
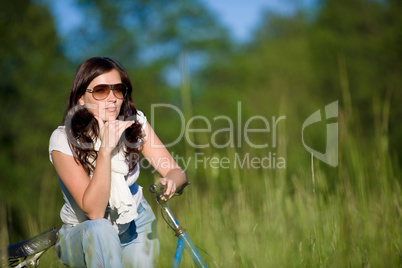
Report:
1,92,400,268
1,1,401,266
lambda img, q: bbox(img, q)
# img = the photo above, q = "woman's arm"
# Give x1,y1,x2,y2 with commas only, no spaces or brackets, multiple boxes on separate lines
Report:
141,122,187,200
51,149,112,219
52,119,134,220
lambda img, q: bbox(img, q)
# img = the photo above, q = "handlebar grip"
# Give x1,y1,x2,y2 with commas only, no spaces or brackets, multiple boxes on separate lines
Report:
149,184,165,195
149,181,191,196
175,181,190,196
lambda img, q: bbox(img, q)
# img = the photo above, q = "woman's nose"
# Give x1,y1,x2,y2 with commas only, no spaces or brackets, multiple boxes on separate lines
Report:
107,89,117,102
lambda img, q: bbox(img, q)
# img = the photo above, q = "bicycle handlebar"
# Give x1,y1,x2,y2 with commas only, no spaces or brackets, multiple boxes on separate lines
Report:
148,180,210,267
149,181,191,196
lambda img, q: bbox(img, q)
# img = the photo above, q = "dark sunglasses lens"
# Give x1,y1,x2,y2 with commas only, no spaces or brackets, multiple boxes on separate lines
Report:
113,84,126,99
92,85,110,100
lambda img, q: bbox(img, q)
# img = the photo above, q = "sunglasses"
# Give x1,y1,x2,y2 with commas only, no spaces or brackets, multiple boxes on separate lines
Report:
86,83,128,100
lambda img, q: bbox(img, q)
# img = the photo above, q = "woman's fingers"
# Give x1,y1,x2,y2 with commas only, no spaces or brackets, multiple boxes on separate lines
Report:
159,178,176,201
94,115,107,143
98,119,135,150
118,120,135,133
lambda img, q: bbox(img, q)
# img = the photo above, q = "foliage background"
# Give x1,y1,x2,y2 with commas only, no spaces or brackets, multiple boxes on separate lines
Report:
0,0,401,267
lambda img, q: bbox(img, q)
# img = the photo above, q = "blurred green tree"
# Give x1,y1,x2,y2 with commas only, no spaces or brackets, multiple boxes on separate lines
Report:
310,0,402,147
312,0,402,169
0,0,71,239
49,0,234,150
195,11,319,176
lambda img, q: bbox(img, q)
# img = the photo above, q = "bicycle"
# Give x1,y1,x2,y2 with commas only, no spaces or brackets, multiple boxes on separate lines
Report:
2,181,215,267
149,181,215,268
1,227,58,268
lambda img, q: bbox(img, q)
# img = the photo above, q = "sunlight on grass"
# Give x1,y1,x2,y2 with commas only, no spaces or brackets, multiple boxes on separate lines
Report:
2,95,401,267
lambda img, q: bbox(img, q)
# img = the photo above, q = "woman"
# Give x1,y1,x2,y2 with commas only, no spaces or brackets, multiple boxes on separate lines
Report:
49,57,186,267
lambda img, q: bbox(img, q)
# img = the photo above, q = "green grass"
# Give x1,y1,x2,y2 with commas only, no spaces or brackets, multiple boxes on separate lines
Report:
154,91,401,267
2,99,401,267
156,162,400,267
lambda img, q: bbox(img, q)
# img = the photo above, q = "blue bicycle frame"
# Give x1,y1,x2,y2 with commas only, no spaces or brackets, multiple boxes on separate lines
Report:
150,183,208,268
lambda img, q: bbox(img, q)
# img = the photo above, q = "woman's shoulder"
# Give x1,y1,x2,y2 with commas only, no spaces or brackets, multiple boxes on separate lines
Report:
136,110,147,131
50,126,68,142
136,110,147,123
49,126,73,162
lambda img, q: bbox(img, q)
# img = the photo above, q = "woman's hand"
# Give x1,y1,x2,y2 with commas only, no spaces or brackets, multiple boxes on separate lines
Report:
158,177,177,201
94,115,134,154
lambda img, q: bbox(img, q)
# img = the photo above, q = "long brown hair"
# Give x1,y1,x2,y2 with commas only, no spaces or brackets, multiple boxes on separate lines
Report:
64,57,143,175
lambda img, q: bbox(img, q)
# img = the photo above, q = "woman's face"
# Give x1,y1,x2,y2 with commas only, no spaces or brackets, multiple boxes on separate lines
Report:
79,69,124,122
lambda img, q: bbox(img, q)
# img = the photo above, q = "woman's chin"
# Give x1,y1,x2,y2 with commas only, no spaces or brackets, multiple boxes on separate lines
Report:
104,113,119,122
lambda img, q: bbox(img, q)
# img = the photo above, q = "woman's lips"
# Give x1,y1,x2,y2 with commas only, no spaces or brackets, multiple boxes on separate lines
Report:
106,106,117,112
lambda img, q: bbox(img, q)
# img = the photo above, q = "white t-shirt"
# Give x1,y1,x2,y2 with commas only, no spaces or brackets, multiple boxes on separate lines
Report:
49,110,147,234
